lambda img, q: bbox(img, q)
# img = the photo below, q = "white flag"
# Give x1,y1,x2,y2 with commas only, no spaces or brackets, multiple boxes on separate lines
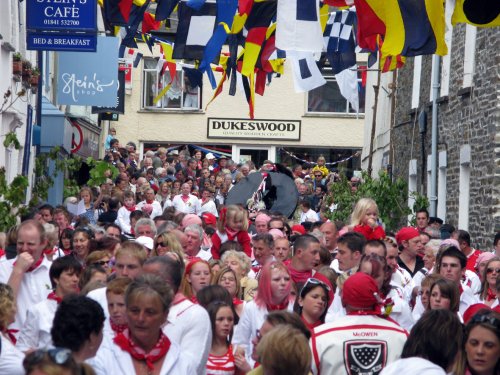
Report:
335,64,359,112
288,51,326,93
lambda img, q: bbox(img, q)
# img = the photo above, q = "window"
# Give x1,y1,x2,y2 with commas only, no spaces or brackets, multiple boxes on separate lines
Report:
142,58,201,110
307,65,365,114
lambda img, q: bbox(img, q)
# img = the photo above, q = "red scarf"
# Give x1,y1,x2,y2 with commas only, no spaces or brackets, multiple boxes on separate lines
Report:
145,199,154,204
287,264,312,284
6,329,18,344
0,249,5,258
266,299,289,312
233,297,244,306
486,288,497,302
181,195,190,203
301,316,322,332
125,205,136,212
14,256,43,272
110,320,128,334
190,296,199,304
47,292,62,304
114,329,171,371
225,226,239,240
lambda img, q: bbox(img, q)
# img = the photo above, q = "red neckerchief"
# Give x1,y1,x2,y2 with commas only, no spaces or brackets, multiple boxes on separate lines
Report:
145,199,154,204
172,293,188,306
486,288,497,301
6,329,18,344
47,292,63,304
181,194,190,203
287,264,312,284
110,320,128,334
233,297,244,306
0,249,5,257
114,329,171,371
14,256,43,272
225,226,239,239
301,315,322,332
266,299,289,312
190,296,199,304
125,205,136,212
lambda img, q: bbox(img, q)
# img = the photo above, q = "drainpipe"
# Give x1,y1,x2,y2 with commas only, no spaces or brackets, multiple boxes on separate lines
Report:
430,55,440,217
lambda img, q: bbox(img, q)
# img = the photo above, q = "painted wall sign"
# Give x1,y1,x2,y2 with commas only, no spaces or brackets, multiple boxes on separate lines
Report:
207,118,301,141
57,36,119,106
27,0,97,32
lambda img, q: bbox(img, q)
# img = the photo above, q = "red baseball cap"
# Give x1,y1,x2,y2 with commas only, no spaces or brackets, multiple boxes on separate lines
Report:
291,224,306,235
395,227,420,245
202,212,217,226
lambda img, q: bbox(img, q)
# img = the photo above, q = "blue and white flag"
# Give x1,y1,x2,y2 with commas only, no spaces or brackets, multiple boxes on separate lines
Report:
276,0,323,52
287,51,326,93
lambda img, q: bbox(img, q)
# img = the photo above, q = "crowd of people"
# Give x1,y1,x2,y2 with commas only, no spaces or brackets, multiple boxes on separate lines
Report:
0,144,499,375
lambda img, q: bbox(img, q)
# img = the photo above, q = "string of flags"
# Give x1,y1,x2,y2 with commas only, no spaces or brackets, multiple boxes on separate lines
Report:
102,0,500,119
280,148,361,166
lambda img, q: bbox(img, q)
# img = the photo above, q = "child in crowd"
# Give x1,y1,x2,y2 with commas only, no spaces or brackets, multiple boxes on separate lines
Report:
351,198,386,240
115,190,136,235
211,205,252,259
206,301,237,375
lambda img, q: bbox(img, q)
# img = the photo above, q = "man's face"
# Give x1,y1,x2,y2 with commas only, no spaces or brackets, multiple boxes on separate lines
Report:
416,212,429,230
386,246,399,271
364,244,385,257
115,254,143,279
240,166,249,176
17,225,47,261
39,209,53,224
439,255,464,283
420,234,430,248
255,221,268,234
274,239,290,262
320,223,337,250
404,236,423,257
54,212,69,229
336,242,360,271
297,242,321,270
106,227,121,240
298,185,308,195
136,225,154,238
184,231,201,256
145,190,155,201
253,240,272,265
181,184,191,196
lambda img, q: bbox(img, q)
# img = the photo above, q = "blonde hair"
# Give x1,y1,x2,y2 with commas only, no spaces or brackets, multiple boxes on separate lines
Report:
0,283,15,331
350,197,379,226
213,267,241,297
151,232,185,261
218,205,249,232
85,250,111,267
115,242,147,265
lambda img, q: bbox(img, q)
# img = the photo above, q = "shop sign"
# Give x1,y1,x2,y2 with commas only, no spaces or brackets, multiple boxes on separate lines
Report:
57,36,119,106
207,118,301,141
91,69,126,114
27,0,97,31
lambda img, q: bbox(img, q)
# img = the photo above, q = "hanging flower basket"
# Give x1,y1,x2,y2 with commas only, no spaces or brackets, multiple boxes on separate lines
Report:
13,61,22,75
30,75,39,86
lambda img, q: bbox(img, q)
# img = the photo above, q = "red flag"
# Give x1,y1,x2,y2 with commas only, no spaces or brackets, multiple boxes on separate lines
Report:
142,12,161,34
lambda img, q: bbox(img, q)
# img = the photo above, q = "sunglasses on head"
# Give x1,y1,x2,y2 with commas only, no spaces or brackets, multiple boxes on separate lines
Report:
24,348,73,370
300,277,331,297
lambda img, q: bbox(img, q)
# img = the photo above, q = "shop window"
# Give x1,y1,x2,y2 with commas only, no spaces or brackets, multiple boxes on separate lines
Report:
306,66,365,115
142,58,201,110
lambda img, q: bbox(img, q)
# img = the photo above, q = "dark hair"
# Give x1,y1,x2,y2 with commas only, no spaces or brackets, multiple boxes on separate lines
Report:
457,230,471,247
129,210,146,222
293,234,320,255
252,233,274,249
364,239,387,256
494,232,500,247
429,278,460,313
59,228,75,250
293,280,329,324
219,240,243,259
49,256,83,289
105,223,121,234
337,232,366,254
197,285,232,308
51,296,105,352
438,246,466,270
38,204,54,214
402,309,463,370
206,301,235,344
143,256,184,293
108,197,121,211
416,208,429,218
78,264,107,290
265,311,311,340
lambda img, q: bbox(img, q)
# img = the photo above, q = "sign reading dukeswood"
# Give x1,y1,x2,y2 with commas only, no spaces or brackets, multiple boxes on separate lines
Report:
207,118,301,141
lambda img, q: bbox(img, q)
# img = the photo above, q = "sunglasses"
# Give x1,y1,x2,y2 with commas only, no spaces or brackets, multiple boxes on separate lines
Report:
25,348,73,369
156,242,166,248
486,267,500,274
469,313,500,330
93,260,109,267
314,174,323,177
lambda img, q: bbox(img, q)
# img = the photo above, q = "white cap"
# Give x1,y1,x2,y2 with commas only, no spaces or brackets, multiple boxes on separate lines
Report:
135,236,154,251
206,153,215,160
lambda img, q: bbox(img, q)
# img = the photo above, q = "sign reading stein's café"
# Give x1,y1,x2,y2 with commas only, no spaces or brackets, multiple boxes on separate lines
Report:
207,118,301,141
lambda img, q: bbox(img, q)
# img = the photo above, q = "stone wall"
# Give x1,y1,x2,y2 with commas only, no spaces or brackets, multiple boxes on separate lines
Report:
391,24,499,249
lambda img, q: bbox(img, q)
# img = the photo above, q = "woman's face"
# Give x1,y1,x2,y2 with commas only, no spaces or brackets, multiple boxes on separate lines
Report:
89,271,107,285
423,247,436,270
155,237,170,257
81,190,91,204
429,285,451,311
127,293,167,346
214,306,234,341
194,152,202,160
224,256,244,277
61,236,72,250
161,184,169,194
173,181,181,190
108,293,127,326
485,261,500,288
420,285,431,309
300,286,327,322
465,325,500,375
72,232,90,259
270,267,291,302
218,271,237,297
187,263,211,294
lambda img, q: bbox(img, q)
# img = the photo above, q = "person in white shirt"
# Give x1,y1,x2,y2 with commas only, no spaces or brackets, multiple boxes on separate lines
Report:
0,283,24,375
172,183,201,215
0,220,52,337
16,255,82,352
183,224,212,261
143,256,211,375
199,188,219,218
299,201,319,223
136,188,163,219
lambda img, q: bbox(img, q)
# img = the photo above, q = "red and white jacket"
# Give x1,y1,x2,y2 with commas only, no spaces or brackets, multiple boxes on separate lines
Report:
311,314,408,375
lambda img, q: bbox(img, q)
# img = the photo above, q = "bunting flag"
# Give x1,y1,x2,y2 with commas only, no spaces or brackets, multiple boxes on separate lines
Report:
324,9,357,75
352,0,385,50
173,1,217,60
104,0,133,26
287,50,326,93
126,48,144,67
323,0,354,7
186,0,207,11
452,0,500,27
382,0,447,58
198,0,238,88
159,42,177,79
335,65,359,112
240,1,277,77
205,54,230,110
155,0,180,21
121,0,151,48
142,12,161,34
275,0,323,52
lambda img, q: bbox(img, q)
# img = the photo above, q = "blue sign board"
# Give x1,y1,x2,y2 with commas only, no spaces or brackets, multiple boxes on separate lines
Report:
27,0,97,32
57,36,119,106
27,33,97,52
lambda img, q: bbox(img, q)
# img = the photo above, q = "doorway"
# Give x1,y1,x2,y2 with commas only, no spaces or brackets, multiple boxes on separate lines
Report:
233,145,276,167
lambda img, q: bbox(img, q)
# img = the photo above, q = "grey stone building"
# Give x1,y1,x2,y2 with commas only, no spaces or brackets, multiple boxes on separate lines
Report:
388,24,499,249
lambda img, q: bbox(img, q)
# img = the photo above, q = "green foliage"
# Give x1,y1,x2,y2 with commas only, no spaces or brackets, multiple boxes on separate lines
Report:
13,52,22,61
3,131,21,150
323,170,429,232
0,168,29,231
86,157,118,187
